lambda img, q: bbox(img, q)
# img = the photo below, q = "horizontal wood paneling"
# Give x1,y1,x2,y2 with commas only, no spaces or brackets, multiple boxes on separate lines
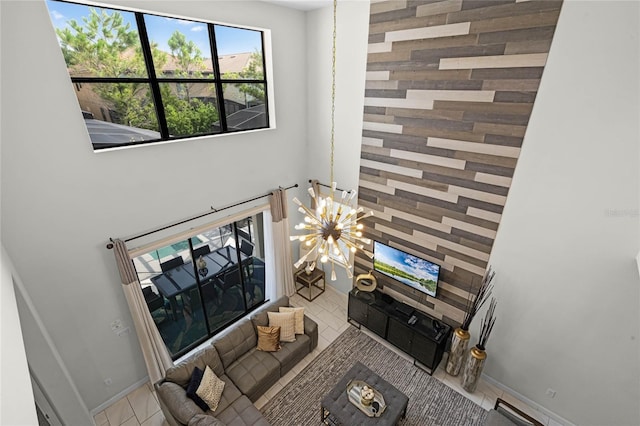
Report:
356,0,562,325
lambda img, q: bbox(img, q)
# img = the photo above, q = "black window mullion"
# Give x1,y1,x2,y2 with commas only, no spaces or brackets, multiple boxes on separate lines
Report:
231,224,249,313
260,33,269,128
187,239,212,337
208,24,228,132
135,13,169,139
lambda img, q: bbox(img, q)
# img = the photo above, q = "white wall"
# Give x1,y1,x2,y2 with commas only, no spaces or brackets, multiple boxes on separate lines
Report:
12,256,93,425
0,248,39,425
1,0,307,414
305,1,370,292
485,1,639,425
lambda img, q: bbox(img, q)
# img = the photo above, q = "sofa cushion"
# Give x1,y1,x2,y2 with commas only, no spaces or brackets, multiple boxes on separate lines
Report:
186,367,211,411
268,311,296,342
216,395,271,426
256,326,281,352
270,333,310,374
279,306,305,334
213,318,257,369
196,366,225,412
157,381,204,425
250,295,290,328
188,414,225,426
225,348,280,401
166,346,225,387
210,374,242,415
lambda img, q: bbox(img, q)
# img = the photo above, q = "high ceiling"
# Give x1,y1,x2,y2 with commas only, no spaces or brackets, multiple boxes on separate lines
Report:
260,0,333,11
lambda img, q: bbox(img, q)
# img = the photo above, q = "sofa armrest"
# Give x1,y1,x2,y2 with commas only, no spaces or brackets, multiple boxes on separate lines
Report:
156,381,204,426
188,414,225,426
303,315,318,351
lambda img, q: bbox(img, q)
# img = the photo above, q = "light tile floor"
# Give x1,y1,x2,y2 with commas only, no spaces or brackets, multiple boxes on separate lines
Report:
93,286,558,426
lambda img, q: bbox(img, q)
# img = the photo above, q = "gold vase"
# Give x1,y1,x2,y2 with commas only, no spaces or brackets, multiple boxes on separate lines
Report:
461,345,487,392
446,327,470,376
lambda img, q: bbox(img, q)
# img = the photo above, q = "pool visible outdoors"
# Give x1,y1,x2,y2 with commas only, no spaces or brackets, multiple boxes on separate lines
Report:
150,237,202,260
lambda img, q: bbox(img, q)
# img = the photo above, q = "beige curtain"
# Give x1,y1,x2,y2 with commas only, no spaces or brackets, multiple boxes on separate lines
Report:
269,189,296,297
112,239,173,385
310,179,321,209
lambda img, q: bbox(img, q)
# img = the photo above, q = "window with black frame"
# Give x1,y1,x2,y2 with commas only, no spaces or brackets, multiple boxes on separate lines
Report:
45,1,269,151
132,215,266,359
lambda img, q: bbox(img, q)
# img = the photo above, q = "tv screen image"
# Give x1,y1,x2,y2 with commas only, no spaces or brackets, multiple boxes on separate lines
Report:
373,241,440,297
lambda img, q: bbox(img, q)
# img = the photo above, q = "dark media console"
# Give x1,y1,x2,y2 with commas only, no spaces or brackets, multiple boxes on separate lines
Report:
347,289,450,375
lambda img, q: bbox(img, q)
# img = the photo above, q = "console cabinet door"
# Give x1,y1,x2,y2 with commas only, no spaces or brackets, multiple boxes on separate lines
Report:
411,332,437,369
387,317,412,353
366,305,388,338
348,294,368,325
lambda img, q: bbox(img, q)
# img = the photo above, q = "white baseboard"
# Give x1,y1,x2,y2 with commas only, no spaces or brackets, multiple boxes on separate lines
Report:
482,374,575,426
90,376,149,417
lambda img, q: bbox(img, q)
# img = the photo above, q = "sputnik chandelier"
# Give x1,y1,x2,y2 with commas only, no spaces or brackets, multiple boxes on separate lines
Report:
290,0,374,281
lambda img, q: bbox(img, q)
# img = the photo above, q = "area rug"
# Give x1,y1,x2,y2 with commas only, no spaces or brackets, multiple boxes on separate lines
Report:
261,326,488,425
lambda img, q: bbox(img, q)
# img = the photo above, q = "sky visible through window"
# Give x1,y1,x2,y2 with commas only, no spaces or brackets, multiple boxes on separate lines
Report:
46,1,262,57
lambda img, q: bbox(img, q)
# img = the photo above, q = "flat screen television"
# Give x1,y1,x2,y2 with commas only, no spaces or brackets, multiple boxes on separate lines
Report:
373,241,440,298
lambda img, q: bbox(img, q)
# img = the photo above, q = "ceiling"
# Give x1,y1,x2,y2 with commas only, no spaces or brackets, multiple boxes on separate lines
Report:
260,0,333,11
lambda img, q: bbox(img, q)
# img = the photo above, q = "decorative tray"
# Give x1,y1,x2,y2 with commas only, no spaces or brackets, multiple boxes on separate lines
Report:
346,380,386,418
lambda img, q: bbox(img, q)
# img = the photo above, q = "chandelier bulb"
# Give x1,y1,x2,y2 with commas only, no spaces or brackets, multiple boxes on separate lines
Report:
321,255,328,263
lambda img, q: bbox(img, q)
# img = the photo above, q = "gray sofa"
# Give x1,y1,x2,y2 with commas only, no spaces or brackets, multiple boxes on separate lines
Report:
485,398,544,426
155,296,318,426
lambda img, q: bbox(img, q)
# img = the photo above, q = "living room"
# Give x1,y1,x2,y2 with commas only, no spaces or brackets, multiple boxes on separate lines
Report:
1,1,638,426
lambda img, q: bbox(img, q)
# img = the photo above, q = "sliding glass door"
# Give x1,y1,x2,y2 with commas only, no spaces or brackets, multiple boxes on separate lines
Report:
132,214,267,358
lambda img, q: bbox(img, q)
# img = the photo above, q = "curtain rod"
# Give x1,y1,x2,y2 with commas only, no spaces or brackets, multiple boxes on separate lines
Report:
106,183,298,249
308,179,348,193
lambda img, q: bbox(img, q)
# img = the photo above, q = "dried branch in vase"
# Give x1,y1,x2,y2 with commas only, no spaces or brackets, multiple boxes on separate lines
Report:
477,297,497,350
461,267,495,331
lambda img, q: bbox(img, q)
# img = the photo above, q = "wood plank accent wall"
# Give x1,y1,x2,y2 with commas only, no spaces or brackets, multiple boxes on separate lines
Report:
354,0,563,325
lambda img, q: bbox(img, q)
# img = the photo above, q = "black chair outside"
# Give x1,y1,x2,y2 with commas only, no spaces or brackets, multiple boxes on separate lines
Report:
201,279,219,308
218,265,242,293
192,245,211,259
239,240,254,257
245,262,265,306
143,286,167,321
160,256,184,272
237,228,251,243
182,288,202,321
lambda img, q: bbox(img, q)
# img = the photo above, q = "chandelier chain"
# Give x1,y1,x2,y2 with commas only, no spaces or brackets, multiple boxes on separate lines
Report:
330,0,337,192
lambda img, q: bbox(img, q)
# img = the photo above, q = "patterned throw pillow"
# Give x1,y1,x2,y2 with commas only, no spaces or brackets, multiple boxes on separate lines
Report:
279,306,305,334
195,365,225,412
267,311,296,342
256,325,281,352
